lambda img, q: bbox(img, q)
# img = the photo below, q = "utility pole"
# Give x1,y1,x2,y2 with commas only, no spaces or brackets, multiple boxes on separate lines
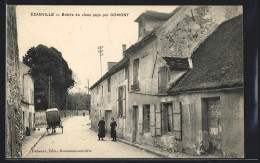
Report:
98,46,104,77
48,76,51,108
87,79,89,95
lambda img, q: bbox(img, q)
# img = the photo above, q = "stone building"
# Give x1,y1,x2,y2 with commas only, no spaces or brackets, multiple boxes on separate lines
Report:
6,5,23,158
90,6,243,157
19,62,35,136
90,53,129,137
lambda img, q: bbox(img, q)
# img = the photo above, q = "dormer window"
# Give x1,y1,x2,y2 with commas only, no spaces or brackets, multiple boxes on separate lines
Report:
158,57,193,94
138,19,144,40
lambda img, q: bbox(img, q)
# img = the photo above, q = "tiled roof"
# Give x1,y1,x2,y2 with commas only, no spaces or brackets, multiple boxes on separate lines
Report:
124,30,157,54
168,15,243,93
90,57,129,89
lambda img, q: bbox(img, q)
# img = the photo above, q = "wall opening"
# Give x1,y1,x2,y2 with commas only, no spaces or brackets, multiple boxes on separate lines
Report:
143,105,150,133
161,102,173,134
202,97,222,153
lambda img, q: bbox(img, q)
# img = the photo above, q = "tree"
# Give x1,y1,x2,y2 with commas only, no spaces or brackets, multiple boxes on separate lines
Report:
23,44,75,110
67,93,90,110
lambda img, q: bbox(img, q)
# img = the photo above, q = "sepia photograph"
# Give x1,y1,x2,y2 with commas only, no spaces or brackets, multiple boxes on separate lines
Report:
6,5,245,159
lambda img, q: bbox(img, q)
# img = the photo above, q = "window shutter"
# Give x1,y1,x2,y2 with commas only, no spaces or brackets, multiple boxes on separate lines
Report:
173,102,182,140
168,104,173,133
122,85,126,117
155,103,161,136
138,105,143,134
161,104,168,134
150,104,156,136
116,87,119,117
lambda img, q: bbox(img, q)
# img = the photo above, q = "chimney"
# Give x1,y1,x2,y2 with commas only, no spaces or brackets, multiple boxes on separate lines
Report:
122,44,126,58
107,62,117,71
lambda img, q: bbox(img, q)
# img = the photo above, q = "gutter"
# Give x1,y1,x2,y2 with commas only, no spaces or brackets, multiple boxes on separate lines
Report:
167,86,244,95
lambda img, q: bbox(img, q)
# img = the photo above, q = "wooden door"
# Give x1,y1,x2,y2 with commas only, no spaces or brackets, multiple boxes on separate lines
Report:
132,106,138,142
105,110,112,136
29,112,32,131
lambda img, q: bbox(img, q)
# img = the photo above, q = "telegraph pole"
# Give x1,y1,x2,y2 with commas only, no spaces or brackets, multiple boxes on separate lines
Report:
48,76,51,108
98,46,104,77
87,79,89,95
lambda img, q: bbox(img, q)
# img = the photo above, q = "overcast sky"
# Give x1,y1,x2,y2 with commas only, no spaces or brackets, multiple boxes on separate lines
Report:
16,5,177,93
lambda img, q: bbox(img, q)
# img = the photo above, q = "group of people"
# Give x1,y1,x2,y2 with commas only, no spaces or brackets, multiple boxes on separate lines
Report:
98,117,117,141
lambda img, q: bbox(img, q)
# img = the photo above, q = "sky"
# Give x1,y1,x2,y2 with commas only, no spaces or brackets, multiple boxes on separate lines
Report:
16,5,177,93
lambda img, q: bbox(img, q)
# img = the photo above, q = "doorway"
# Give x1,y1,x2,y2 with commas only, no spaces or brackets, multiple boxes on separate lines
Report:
105,110,112,137
202,97,221,153
132,106,139,142
29,112,32,131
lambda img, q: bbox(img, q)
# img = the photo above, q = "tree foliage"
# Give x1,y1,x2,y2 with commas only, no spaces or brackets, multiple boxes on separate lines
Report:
23,44,75,110
67,93,90,110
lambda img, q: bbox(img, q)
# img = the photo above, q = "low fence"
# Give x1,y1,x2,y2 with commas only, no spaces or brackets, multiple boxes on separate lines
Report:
35,110,89,126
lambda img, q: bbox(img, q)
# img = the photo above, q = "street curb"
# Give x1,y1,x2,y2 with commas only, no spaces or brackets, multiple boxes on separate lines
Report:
23,117,71,157
23,131,47,158
90,127,168,158
117,138,169,158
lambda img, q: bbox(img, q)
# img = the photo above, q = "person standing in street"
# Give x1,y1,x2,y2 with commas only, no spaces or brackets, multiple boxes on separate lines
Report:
110,117,117,141
98,117,105,140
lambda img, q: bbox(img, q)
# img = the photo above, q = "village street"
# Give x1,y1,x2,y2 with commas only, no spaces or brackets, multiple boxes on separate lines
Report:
25,116,159,158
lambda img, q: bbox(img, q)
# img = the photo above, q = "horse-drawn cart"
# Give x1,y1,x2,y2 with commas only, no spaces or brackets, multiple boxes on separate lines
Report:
46,108,63,134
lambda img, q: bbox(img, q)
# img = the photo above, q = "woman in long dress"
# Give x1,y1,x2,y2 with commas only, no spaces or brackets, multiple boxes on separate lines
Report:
98,117,105,140
110,117,117,141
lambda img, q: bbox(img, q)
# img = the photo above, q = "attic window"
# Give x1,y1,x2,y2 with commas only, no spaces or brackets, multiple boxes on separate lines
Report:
162,57,190,70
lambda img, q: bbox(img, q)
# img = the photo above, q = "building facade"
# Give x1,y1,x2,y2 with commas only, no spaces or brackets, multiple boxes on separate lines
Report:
19,62,35,136
90,6,243,157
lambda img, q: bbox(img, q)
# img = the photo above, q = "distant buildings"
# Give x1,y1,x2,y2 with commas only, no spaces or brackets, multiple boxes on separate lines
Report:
91,6,244,157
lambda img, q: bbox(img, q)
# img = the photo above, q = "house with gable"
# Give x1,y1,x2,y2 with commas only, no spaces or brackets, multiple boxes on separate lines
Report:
90,48,129,138
90,6,243,157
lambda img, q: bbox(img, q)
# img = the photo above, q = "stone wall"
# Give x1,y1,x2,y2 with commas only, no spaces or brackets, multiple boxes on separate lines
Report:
6,5,22,158
35,110,89,126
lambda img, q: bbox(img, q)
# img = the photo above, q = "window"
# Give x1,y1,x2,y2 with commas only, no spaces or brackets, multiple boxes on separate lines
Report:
133,58,139,85
108,77,111,92
117,86,126,118
97,85,99,95
143,105,150,132
131,58,140,90
162,103,173,134
158,66,168,94
118,86,123,117
161,102,182,140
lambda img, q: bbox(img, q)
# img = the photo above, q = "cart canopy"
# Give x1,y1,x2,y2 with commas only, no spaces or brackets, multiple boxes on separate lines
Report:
46,108,60,127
